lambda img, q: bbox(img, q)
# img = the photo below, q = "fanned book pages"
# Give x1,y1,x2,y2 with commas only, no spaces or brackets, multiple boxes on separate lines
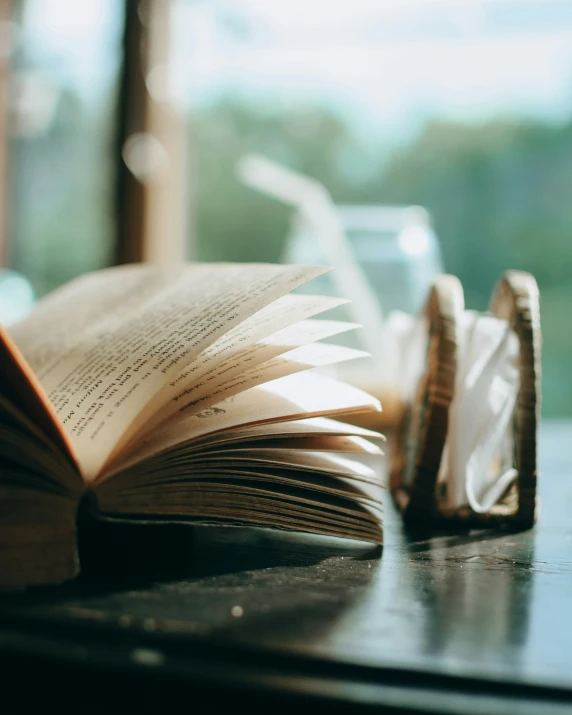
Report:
0,263,384,588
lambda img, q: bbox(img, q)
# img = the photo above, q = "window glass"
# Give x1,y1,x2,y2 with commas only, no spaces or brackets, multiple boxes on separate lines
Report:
170,0,572,416
8,0,123,296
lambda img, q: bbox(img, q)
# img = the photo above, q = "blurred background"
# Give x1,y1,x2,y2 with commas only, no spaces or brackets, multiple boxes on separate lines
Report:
0,0,571,415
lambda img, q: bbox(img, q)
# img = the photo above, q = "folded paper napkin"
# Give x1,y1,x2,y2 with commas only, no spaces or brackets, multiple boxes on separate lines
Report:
389,310,520,512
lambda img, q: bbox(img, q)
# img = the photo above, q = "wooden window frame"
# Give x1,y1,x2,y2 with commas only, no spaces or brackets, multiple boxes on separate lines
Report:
0,0,10,268
115,0,189,265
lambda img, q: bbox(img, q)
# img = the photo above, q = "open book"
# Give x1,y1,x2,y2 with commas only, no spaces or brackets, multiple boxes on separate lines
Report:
1,263,384,588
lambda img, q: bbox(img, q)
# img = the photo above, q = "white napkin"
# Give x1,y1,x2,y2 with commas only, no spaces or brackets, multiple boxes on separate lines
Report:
444,311,520,510
389,310,520,511
385,310,427,402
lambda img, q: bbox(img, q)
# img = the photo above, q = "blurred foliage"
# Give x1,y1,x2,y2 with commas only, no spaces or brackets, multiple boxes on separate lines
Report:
192,101,572,415
9,93,572,414
369,118,572,415
9,87,115,295
193,101,360,263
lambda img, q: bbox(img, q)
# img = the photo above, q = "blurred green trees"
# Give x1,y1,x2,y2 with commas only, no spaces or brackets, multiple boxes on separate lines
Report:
9,86,115,294
10,94,572,414
193,101,360,263
370,119,572,415
193,101,572,414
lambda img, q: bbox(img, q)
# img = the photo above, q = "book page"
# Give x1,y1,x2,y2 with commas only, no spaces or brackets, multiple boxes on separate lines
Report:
106,372,381,478
9,263,327,480
129,318,358,440
191,416,385,449
111,343,367,467
111,306,355,452
183,449,382,485
168,294,349,390
9,265,179,375
117,464,383,509
168,316,357,408
0,327,80,471
176,319,359,404
170,344,369,418
0,395,81,494
202,434,383,456
96,480,382,542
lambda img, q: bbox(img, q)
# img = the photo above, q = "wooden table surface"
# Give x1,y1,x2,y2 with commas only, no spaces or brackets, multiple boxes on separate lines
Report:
1,422,571,714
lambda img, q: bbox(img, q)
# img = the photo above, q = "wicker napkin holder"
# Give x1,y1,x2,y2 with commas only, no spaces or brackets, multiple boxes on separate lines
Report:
390,270,541,529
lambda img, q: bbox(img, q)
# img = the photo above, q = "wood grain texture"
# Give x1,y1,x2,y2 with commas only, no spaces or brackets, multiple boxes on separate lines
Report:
489,270,541,528
390,274,463,524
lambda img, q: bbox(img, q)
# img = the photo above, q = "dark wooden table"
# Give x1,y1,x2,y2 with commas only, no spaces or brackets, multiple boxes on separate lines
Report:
1,422,571,714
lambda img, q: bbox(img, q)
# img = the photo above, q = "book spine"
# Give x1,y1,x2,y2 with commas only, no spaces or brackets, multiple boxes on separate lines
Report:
0,491,80,589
